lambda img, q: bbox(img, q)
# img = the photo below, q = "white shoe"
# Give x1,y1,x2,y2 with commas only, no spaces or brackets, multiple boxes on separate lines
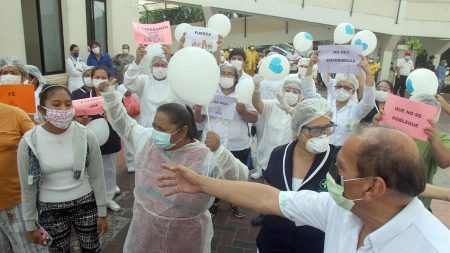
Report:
107,200,121,212
127,166,135,173
115,186,121,195
251,172,262,180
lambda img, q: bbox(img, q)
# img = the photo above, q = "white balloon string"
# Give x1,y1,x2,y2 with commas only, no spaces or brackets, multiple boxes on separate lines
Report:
205,106,212,177
206,106,211,131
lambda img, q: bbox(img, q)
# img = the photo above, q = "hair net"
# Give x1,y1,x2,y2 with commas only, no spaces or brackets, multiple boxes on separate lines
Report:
220,62,240,81
291,97,333,136
82,66,94,76
151,54,168,65
335,73,359,90
297,58,310,67
0,56,28,75
26,65,46,85
282,78,301,91
410,93,442,122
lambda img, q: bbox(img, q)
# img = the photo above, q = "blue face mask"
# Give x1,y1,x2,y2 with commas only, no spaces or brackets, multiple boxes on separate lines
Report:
151,128,182,149
72,52,79,58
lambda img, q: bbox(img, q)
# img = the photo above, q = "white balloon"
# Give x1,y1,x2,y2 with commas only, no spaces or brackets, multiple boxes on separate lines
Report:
138,45,164,75
235,79,254,104
293,32,313,53
259,54,290,81
334,23,355,44
406,68,439,96
351,30,377,56
87,118,110,146
174,23,191,42
168,47,220,105
207,14,231,37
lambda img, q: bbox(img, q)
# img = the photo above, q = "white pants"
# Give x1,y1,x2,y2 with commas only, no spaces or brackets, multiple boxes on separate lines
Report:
102,153,118,202
125,143,135,170
0,203,47,253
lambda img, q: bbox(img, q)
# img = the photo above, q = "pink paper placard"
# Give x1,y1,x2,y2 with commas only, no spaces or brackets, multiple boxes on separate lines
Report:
133,21,172,45
72,97,104,116
381,93,437,141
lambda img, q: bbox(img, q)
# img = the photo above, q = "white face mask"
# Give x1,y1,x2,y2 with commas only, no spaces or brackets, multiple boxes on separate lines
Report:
0,74,22,84
92,78,107,89
122,49,129,54
305,135,329,154
152,67,167,80
297,67,307,79
220,77,234,89
405,56,410,61
334,88,351,102
375,90,388,102
220,56,226,63
84,77,94,87
283,92,299,106
230,60,243,71
92,47,100,54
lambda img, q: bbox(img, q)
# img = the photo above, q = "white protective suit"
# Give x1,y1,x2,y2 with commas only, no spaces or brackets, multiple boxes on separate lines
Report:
101,89,248,253
124,62,178,128
255,99,293,172
66,55,88,92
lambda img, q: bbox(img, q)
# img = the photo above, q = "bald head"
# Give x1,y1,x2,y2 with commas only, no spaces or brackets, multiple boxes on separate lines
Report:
343,125,426,197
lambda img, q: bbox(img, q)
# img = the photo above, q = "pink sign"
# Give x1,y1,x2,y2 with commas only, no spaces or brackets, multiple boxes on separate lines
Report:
72,97,104,116
133,21,172,45
381,93,437,141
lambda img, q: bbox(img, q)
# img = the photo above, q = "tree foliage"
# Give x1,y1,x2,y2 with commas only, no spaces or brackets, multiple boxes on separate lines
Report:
406,39,427,56
140,6,204,25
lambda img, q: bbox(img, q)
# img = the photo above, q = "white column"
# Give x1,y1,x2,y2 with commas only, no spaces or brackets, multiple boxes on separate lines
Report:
61,0,89,61
107,0,140,57
0,0,26,62
378,35,401,81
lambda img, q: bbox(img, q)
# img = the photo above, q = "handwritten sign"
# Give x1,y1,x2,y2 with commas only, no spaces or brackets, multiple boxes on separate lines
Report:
201,94,237,120
0,85,35,113
381,93,437,141
133,21,172,45
185,26,218,52
72,97,104,116
318,45,362,75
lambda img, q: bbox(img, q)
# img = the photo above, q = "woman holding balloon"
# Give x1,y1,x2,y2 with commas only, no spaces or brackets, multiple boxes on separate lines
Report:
194,63,258,218
95,78,248,253
296,52,375,147
123,45,178,128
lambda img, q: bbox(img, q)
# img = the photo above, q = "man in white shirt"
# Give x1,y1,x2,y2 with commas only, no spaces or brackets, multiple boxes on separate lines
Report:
158,125,450,253
394,51,414,97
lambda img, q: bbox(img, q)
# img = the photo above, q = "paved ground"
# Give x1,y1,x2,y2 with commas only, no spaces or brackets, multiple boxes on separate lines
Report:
70,93,450,252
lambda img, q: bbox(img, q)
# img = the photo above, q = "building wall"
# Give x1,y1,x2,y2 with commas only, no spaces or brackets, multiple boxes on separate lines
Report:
0,0,27,63
107,0,140,57
0,0,139,84
163,0,450,38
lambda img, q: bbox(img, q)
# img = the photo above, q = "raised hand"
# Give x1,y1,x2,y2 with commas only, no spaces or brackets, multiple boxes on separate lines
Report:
158,163,203,196
135,44,147,65
205,131,220,152
253,74,264,92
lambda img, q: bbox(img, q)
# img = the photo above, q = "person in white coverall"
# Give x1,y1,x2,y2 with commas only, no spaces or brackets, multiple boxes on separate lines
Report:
97,80,248,253
298,52,375,147
124,45,178,127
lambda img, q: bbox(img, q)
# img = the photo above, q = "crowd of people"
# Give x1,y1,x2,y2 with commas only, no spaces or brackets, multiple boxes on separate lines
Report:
1,27,450,253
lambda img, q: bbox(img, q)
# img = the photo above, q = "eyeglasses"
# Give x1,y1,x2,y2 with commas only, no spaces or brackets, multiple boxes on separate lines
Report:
302,123,336,138
334,85,354,92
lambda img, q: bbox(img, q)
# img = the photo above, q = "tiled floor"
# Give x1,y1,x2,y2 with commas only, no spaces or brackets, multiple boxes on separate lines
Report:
71,92,450,252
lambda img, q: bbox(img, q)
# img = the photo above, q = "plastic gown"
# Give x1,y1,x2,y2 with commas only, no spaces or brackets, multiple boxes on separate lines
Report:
101,89,249,253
